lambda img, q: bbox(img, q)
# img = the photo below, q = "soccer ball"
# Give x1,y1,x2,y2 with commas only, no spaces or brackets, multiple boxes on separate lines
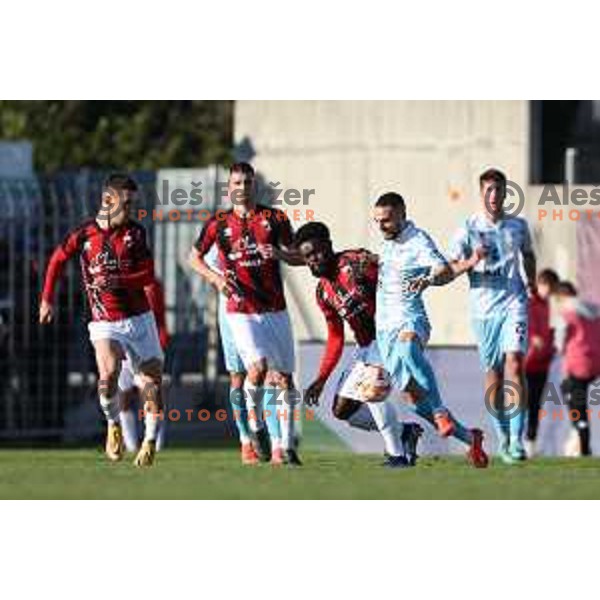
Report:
357,364,392,403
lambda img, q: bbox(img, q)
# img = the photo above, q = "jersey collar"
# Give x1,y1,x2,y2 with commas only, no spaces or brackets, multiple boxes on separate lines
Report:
392,219,415,242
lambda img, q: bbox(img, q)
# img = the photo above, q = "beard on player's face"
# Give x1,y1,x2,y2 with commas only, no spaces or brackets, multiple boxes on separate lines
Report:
381,218,404,239
375,207,405,239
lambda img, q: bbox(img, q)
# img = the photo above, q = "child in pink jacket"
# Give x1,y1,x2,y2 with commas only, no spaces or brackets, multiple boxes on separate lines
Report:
557,282,600,456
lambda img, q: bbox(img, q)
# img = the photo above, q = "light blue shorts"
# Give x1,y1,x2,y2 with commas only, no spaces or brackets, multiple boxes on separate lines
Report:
218,295,245,374
376,317,431,391
472,311,528,372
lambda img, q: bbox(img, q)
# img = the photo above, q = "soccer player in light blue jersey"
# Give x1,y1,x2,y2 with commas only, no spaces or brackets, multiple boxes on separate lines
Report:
448,169,537,463
374,192,488,468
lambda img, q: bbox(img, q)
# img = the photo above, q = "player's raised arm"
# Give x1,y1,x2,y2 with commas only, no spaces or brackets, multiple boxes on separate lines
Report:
39,227,83,324
407,232,456,293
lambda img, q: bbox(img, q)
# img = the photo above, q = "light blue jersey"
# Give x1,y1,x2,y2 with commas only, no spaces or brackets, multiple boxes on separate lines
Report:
450,212,532,319
374,221,476,446
376,220,448,341
451,212,532,375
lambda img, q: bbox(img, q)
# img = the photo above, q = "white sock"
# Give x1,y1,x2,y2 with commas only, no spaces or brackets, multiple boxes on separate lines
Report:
368,400,404,457
279,387,297,451
120,408,139,452
144,410,160,442
244,380,263,434
100,394,120,425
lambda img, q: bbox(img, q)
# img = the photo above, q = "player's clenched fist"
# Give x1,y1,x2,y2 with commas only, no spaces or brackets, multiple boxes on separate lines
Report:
39,299,54,324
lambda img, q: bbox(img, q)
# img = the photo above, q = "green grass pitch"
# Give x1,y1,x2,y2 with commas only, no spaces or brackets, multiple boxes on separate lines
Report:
1,445,600,499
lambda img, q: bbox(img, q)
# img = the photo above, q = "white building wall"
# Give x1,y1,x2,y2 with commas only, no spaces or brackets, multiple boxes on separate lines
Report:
235,101,576,345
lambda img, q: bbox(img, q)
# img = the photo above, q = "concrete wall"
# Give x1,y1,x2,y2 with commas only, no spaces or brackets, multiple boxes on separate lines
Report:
235,101,577,345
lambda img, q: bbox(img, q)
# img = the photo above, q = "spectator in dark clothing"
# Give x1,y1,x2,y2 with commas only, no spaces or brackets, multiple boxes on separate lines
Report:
525,268,559,456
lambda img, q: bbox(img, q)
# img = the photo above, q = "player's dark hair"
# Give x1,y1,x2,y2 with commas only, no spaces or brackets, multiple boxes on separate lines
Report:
375,192,405,211
229,162,255,178
557,281,578,297
538,268,560,288
103,173,138,193
479,168,506,189
294,221,331,247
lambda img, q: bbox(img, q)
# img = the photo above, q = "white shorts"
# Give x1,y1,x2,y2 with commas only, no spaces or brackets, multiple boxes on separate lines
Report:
88,311,164,383
225,310,295,373
337,340,392,402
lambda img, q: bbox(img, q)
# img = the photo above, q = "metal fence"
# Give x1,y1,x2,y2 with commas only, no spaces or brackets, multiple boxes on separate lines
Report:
0,168,226,440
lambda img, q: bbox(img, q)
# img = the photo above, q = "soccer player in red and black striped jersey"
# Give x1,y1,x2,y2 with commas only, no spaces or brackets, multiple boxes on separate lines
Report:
296,222,421,467
39,174,163,467
297,221,488,468
189,162,303,466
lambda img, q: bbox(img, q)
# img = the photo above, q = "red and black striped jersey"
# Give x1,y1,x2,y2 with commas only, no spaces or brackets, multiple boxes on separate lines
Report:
316,249,379,347
315,249,379,381
42,219,155,322
193,205,294,314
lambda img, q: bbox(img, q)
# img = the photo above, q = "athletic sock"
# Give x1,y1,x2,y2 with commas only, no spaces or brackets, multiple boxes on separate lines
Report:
489,410,509,452
144,409,160,442
368,400,404,457
244,380,277,447
261,385,282,448
509,407,526,452
400,339,445,413
244,380,263,435
414,400,472,446
100,394,120,425
452,420,473,445
278,386,298,451
229,385,251,445
347,405,379,431
120,407,139,451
